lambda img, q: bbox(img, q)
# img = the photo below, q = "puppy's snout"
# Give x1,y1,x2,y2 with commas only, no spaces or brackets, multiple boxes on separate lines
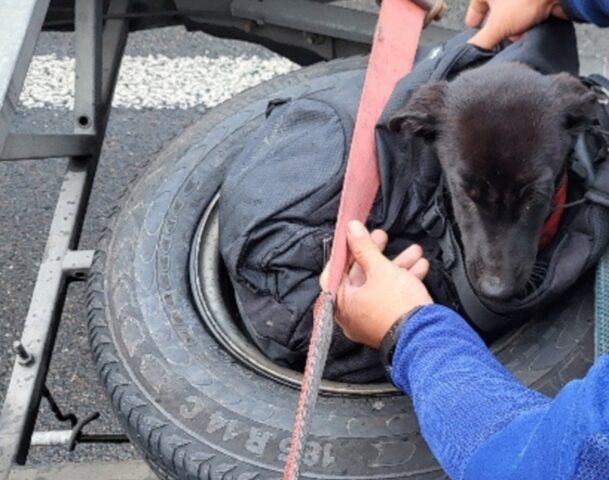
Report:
478,274,513,301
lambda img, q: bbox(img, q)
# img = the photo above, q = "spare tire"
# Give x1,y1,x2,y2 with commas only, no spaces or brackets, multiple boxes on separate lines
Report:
87,56,595,479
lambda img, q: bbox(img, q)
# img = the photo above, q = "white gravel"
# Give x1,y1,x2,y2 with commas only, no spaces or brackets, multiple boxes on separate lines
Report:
21,53,298,110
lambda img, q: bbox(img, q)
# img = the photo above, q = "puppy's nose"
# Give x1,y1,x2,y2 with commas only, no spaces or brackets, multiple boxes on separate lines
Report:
479,275,513,301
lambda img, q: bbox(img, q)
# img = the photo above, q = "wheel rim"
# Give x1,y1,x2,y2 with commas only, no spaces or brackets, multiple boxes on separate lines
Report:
189,194,400,395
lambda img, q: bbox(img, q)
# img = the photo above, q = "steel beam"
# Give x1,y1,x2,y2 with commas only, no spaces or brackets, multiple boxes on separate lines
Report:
183,0,454,63
232,0,456,47
74,0,102,134
0,1,51,156
231,0,376,44
0,134,96,160
0,1,131,476
101,0,132,112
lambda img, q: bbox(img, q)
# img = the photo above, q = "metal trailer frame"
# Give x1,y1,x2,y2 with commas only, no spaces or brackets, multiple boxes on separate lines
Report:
0,1,132,478
0,1,604,479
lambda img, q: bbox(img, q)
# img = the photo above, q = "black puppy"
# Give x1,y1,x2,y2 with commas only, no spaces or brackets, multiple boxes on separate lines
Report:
390,62,596,301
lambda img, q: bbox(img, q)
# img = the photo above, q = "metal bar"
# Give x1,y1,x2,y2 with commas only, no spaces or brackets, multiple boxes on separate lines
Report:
30,431,71,447
0,158,90,472
8,461,158,480
231,0,376,44
62,249,94,279
77,433,130,444
101,1,131,113
74,0,102,134
0,0,50,155
31,430,129,447
41,386,77,428
0,134,96,161
0,1,131,476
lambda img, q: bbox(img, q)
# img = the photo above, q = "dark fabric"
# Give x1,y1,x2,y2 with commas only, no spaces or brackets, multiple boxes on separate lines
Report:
219,20,609,381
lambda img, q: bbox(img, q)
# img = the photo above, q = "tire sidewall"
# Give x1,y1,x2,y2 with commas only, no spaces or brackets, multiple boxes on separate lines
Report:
88,57,593,480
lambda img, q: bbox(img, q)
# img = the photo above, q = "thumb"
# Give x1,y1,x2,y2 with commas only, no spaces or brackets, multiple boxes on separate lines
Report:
465,0,489,27
319,264,329,290
551,4,568,19
346,221,387,273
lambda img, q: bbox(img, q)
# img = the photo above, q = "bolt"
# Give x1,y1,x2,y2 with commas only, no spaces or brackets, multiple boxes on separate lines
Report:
13,341,35,367
304,32,326,45
242,20,256,33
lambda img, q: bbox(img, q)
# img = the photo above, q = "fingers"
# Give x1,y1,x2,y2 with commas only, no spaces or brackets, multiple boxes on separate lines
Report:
507,34,524,43
392,244,424,270
410,258,430,280
320,228,388,290
371,229,389,251
346,221,388,274
349,229,387,285
465,0,508,50
551,4,568,19
465,0,489,27
323,229,428,289
392,244,429,280
467,18,506,50
334,272,352,332
467,0,549,50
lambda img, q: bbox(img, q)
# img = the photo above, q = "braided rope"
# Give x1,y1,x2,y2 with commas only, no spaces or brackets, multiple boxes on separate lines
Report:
595,250,609,358
283,294,334,480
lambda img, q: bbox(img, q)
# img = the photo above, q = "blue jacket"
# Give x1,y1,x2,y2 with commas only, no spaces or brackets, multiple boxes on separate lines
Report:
391,305,609,479
563,0,609,25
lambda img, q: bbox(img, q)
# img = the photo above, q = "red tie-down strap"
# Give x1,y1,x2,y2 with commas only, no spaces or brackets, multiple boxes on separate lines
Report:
282,0,444,478
325,0,428,296
539,171,568,249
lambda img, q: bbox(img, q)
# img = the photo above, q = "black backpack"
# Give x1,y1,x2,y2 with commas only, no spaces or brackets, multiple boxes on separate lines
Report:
219,20,609,382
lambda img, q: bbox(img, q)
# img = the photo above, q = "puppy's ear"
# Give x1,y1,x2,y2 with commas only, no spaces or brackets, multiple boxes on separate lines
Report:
388,81,447,141
552,73,596,133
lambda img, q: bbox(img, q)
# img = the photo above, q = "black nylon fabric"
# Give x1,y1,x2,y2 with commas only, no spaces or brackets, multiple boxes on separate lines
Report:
219,20,609,382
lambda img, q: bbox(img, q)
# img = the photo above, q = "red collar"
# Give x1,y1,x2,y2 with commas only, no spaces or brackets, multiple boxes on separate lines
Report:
538,171,568,250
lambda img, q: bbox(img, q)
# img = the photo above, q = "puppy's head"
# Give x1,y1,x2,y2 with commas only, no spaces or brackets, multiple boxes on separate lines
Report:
390,63,596,301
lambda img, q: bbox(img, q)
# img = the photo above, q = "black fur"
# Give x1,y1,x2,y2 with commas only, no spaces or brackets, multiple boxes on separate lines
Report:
390,62,596,300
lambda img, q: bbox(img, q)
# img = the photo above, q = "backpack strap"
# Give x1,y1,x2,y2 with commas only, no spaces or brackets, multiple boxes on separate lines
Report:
583,75,609,359
573,75,609,205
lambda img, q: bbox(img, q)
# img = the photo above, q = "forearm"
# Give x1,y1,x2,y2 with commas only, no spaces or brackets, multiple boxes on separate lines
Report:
390,305,550,479
561,0,609,25
391,305,609,479
464,355,609,479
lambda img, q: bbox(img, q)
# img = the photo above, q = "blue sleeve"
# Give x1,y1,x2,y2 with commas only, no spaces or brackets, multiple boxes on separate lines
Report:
561,0,609,26
390,304,609,480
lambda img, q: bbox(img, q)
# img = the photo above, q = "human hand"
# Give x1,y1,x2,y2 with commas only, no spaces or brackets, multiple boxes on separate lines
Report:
466,0,568,50
320,221,433,349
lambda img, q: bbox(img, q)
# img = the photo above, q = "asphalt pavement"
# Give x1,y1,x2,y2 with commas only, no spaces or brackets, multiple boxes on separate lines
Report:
0,4,606,469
